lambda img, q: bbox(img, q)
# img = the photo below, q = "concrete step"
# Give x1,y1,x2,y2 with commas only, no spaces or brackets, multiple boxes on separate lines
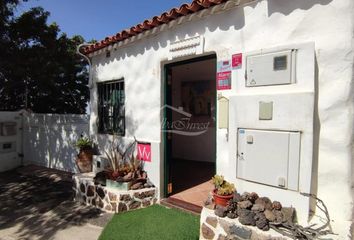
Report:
160,197,202,215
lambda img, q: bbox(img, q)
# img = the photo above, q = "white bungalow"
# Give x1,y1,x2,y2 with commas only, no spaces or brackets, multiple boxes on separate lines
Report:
80,0,354,238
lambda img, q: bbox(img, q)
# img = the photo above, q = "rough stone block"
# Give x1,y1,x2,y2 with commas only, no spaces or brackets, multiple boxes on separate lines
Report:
144,190,156,198
105,204,112,211
111,202,117,211
281,207,295,224
142,199,151,207
120,194,132,202
219,219,232,235
238,209,256,226
272,201,282,211
98,198,104,208
252,203,265,212
202,223,215,239
96,186,105,199
87,185,95,197
229,225,252,239
134,192,145,199
80,183,85,193
215,205,228,218
238,200,253,209
255,197,272,211
109,192,117,202
264,210,276,222
129,201,141,210
206,216,218,228
118,202,127,212
255,212,269,231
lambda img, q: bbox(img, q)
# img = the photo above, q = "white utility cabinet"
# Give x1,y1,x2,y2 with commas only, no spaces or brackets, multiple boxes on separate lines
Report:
237,129,300,191
246,50,295,87
0,122,17,136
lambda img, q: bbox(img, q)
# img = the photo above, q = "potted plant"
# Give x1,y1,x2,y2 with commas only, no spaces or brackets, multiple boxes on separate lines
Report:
75,136,94,173
104,136,138,190
212,175,235,207
94,136,149,190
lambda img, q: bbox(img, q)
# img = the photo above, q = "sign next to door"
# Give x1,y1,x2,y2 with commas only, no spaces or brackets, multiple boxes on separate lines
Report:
137,142,151,162
217,60,231,90
232,53,242,69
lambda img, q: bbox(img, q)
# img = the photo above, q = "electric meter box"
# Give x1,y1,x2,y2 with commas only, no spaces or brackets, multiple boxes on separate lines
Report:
237,129,300,191
0,122,17,136
218,96,229,129
246,50,295,87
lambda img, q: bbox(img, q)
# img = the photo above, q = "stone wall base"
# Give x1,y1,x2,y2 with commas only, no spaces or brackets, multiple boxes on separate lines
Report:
200,208,291,240
73,173,157,213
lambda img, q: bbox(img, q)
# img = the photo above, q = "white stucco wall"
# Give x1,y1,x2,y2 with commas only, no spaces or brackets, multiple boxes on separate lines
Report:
89,0,354,238
23,113,89,173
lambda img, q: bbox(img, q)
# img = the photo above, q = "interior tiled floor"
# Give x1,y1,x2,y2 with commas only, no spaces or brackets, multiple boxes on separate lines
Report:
169,159,215,207
170,180,213,207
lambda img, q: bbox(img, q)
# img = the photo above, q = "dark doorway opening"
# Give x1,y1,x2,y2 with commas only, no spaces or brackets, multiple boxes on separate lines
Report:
164,54,217,209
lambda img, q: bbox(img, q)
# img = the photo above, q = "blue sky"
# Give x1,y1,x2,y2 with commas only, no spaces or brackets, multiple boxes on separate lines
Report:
16,0,189,41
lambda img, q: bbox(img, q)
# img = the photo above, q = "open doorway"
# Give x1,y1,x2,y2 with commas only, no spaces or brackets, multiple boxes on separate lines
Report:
164,54,216,209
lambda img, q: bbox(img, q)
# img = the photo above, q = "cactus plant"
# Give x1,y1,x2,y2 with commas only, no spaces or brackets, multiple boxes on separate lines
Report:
212,174,236,206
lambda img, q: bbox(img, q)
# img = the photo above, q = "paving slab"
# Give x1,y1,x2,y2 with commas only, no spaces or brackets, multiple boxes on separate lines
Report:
0,167,112,240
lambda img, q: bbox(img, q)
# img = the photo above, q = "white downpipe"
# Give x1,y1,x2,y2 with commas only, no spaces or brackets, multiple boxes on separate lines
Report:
76,43,93,89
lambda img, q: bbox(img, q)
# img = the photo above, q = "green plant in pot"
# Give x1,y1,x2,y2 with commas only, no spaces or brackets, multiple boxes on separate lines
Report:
75,136,94,173
212,175,236,207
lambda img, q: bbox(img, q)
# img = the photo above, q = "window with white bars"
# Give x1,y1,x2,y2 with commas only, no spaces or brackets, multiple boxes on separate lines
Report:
97,79,125,135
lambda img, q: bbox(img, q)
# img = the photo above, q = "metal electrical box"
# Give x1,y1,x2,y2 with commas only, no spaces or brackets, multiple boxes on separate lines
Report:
0,122,17,136
237,129,300,190
246,50,294,87
218,96,229,129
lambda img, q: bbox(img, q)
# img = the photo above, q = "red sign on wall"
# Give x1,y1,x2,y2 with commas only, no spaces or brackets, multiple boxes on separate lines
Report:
217,60,232,90
217,71,232,90
137,143,151,162
232,53,242,69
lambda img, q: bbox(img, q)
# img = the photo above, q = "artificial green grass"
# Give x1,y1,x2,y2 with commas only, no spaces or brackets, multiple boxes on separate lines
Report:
99,204,200,240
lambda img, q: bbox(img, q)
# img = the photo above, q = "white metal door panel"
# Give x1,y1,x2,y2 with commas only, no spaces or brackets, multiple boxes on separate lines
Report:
237,129,290,188
0,112,22,172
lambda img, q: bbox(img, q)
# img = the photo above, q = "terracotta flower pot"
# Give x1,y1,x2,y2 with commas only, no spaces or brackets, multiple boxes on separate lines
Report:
212,189,233,207
76,148,93,173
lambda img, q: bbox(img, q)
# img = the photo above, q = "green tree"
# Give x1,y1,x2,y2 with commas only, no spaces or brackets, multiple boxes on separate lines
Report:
0,0,89,113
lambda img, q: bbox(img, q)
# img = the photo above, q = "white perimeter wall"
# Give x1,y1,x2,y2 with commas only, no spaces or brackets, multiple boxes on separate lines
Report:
23,113,89,173
89,0,354,238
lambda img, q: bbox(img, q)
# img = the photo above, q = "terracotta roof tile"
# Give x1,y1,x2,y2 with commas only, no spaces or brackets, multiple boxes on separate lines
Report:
82,0,229,54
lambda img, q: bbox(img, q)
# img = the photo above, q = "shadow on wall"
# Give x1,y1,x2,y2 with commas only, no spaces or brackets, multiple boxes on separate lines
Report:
351,60,354,237
309,56,321,219
267,0,333,16
92,4,246,70
95,111,139,157
0,170,106,240
91,0,333,70
23,113,89,173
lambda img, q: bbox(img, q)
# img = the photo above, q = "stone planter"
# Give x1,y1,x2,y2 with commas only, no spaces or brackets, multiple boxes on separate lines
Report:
73,173,157,213
106,179,132,191
200,207,290,240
